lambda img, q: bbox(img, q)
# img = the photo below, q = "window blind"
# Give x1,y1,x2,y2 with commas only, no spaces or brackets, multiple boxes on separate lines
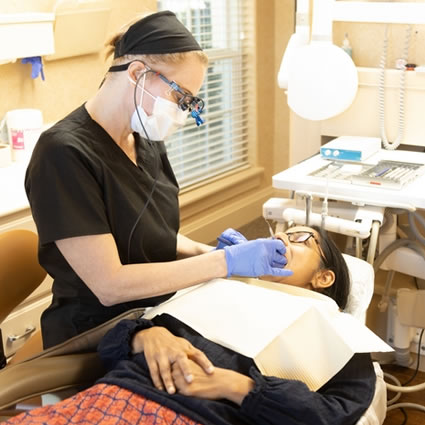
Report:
157,0,255,188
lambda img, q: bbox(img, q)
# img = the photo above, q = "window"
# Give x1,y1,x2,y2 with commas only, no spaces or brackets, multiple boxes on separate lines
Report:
158,0,255,189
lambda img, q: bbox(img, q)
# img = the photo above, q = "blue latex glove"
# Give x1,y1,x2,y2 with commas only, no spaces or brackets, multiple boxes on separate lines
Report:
21,56,45,80
215,228,248,250
224,238,293,278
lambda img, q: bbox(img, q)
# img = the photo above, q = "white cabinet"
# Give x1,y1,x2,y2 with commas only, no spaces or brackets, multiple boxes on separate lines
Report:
0,13,55,64
0,209,52,357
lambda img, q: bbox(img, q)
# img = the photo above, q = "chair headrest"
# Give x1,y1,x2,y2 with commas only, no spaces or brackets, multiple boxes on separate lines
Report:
342,254,374,323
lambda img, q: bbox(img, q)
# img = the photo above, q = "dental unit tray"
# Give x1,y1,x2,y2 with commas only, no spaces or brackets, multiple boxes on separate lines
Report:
309,160,425,190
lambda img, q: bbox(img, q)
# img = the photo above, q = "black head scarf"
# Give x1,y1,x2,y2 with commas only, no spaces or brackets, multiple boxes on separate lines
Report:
114,10,202,59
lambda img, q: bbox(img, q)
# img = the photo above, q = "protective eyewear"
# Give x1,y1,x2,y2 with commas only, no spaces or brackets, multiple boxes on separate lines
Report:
285,230,326,264
108,60,205,126
140,66,204,126
154,72,205,126
285,231,316,244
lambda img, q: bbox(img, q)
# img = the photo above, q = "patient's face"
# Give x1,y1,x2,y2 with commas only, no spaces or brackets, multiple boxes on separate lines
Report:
262,226,324,289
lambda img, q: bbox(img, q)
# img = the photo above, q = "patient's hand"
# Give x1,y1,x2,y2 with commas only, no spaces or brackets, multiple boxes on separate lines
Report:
172,360,255,406
132,327,214,395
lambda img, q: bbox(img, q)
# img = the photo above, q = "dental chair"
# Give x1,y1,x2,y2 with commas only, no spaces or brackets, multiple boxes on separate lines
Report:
0,307,145,420
0,247,386,424
343,254,387,425
0,229,47,365
0,228,146,420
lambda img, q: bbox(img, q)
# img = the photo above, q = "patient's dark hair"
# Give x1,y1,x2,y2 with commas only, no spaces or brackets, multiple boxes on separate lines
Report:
313,226,350,310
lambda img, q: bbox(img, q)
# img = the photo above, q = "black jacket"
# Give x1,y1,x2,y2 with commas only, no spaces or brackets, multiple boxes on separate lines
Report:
97,314,376,425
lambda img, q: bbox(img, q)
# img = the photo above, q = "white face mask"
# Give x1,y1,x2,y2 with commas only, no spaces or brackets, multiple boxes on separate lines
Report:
129,74,188,141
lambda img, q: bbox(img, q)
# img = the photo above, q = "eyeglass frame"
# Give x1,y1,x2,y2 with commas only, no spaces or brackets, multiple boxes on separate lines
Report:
284,230,327,265
285,230,316,244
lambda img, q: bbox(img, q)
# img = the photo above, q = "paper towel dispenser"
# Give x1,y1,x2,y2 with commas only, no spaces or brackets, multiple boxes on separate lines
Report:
45,0,112,61
0,13,55,64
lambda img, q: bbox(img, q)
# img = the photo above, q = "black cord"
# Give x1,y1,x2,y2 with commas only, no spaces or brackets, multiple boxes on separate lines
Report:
126,70,160,263
402,328,424,386
126,162,159,263
398,407,408,425
385,328,424,425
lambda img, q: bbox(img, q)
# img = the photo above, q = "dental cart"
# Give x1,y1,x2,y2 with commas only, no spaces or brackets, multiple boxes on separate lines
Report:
263,148,425,266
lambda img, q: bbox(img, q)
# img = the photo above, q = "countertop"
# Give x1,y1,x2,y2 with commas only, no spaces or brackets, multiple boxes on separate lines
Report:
0,160,30,218
0,124,53,219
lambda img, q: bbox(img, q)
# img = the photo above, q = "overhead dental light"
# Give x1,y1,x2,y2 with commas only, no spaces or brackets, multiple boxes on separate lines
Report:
284,0,358,121
277,0,310,90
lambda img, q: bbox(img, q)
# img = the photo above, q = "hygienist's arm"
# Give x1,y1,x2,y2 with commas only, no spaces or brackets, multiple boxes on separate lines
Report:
56,233,227,306
176,233,214,259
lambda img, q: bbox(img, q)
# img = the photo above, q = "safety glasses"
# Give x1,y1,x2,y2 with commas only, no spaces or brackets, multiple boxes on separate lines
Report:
285,231,317,244
285,230,326,264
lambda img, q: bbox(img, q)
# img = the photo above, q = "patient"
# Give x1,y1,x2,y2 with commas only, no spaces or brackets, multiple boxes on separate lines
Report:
3,226,375,425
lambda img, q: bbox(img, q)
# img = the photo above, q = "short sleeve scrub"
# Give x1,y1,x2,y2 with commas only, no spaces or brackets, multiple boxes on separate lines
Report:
25,105,179,348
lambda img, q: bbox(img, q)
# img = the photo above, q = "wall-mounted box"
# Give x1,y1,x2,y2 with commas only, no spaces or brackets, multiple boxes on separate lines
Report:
45,0,111,61
0,12,55,64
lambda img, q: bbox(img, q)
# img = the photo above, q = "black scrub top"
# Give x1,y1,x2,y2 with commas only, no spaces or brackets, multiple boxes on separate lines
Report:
25,104,180,348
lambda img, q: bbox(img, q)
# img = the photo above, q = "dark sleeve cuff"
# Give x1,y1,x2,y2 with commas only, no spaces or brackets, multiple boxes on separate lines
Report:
240,367,311,423
240,353,376,425
97,318,154,370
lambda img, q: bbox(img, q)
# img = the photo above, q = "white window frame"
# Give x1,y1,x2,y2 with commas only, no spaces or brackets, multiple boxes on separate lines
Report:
157,0,256,189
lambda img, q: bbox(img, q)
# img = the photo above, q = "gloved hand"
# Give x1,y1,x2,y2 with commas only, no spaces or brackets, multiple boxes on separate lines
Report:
215,228,248,250
224,238,293,277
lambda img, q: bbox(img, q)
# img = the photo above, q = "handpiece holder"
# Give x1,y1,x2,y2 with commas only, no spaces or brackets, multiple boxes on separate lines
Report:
282,208,371,238
263,197,384,239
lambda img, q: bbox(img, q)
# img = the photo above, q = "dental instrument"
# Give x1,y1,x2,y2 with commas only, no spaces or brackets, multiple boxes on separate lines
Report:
216,236,232,246
264,218,275,239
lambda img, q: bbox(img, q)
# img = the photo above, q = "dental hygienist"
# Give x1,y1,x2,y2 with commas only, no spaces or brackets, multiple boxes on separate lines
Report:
25,11,291,349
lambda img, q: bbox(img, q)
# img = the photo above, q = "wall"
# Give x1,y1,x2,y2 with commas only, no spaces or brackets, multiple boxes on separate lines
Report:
333,2,425,69
273,1,293,183
0,0,156,123
289,0,425,164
